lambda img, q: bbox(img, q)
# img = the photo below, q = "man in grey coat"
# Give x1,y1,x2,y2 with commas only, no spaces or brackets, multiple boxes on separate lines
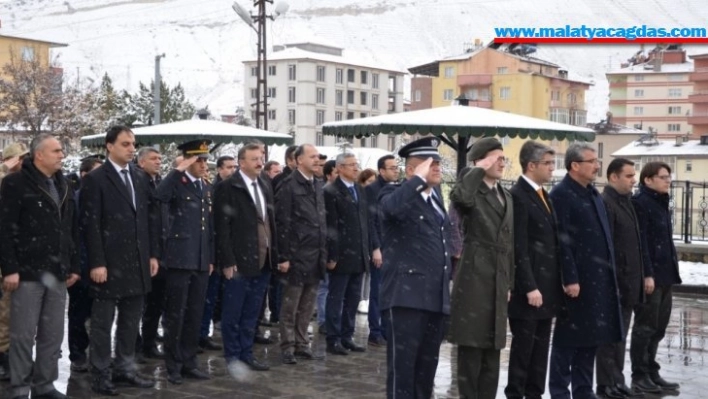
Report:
450,137,514,399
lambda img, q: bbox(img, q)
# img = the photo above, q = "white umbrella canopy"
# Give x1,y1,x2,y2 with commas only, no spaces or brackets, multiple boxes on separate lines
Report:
323,105,595,171
80,119,293,148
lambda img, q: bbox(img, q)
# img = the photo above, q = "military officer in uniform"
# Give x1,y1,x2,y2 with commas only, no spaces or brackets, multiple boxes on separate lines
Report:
379,137,452,399
154,139,214,385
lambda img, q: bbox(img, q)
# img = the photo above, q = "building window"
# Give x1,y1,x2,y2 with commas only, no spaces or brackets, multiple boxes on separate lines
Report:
549,108,569,124
497,67,508,74
567,93,577,106
347,112,355,120
668,74,684,82
415,90,421,102
267,87,276,99
250,67,258,77
288,109,296,125
668,106,682,115
360,137,367,147
316,132,324,146
336,69,344,84
444,66,455,78
372,94,379,110
443,89,454,101
360,113,368,118
360,92,368,106
288,64,297,80
371,135,378,147
634,106,644,115
551,90,560,101
499,87,511,100
388,134,396,151
268,65,276,76
21,47,35,61
598,142,604,158
634,75,644,82
347,69,356,83
335,90,343,106
316,110,325,126
634,89,644,97
347,90,355,104
372,73,380,89
317,88,326,104
251,111,256,121
668,123,681,132
668,88,682,97
335,111,343,121
288,87,296,103
317,66,326,82
268,109,276,120
361,71,368,85
686,160,692,172
250,88,258,99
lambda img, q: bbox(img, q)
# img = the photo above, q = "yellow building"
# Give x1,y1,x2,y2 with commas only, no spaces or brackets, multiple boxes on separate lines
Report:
410,43,590,177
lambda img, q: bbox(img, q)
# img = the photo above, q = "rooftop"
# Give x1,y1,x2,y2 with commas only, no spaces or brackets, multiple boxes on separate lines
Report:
613,138,708,157
607,61,694,75
0,33,68,48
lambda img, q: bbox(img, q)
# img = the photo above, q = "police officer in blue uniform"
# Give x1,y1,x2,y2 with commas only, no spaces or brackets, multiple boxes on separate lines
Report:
154,139,214,385
379,137,452,399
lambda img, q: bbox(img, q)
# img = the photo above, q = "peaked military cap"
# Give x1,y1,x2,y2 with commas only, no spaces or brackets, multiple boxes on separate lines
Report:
398,137,442,161
178,139,212,159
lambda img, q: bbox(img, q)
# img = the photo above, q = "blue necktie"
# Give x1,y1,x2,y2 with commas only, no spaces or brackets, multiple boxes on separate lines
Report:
348,185,358,203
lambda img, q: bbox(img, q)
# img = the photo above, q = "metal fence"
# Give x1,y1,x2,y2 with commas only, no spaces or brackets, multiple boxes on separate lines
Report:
441,179,708,243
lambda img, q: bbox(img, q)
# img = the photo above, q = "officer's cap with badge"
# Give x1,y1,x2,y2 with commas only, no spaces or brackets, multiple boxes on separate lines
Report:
398,137,442,161
177,139,212,159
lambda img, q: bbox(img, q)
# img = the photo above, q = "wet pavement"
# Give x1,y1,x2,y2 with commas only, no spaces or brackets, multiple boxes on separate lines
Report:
1,294,707,398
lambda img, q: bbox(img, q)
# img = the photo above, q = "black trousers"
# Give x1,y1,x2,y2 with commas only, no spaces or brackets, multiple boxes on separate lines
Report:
67,283,93,363
137,275,166,352
630,285,673,379
458,346,501,399
163,269,209,375
505,318,553,399
326,273,363,345
90,295,144,375
385,307,446,399
596,304,633,386
549,345,596,399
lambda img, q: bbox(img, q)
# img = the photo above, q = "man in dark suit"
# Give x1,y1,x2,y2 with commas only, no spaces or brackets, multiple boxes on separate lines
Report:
271,144,298,193
324,153,369,355
548,143,623,399
80,126,160,396
275,144,327,365
214,143,278,372
596,158,646,399
364,154,398,347
505,141,562,399
154,140,214,384
379,137,452,399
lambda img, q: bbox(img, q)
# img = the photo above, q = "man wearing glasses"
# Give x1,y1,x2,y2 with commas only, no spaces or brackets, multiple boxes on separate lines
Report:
629,162,681,394
548,143,622,399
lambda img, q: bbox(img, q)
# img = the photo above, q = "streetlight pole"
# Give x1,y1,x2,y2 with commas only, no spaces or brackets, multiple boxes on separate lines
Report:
153,53,166,125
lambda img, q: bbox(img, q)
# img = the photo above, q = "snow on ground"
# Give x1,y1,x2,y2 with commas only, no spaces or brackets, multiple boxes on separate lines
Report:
680,261,708,286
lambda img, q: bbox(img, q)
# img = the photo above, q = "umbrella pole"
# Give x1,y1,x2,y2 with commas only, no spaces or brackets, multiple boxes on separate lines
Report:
456,136,470,175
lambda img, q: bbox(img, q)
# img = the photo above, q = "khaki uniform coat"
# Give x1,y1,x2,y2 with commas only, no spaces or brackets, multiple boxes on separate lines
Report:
449,167,514,349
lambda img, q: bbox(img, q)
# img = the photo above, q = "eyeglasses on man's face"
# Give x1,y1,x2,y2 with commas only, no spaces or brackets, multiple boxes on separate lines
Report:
654,174,672,181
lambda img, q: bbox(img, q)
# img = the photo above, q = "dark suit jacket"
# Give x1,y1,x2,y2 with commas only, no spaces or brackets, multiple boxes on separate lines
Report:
365,175,388,251
80,161,160,299
275,169,327,285
508,176,562,320
214,171,278,277
379,176,451,315
324,177,369,274
154,170,214,271
271,165,292,194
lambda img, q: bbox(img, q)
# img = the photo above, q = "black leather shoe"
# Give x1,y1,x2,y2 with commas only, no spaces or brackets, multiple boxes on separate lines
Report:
596,385,626,399
143,346,164,359
199,337,222,351
254,334,275,345
167,372,183,385
616,383,643,397
368,336,386,347
651,375,680,390
183,368,211,380
281,352,297,364
632,376,661,393
341,339,366,352
91,375,119,396
113,372,155,388
327,342,349,356
294,349,324,360
243,358,270,371
33,389,67,399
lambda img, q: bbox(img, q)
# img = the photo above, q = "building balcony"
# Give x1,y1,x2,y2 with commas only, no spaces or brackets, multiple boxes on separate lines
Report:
467,100,492,108
609,81,628,88
689,68,708,82
457,74,493,87
688,90,708,103
687,113,708,125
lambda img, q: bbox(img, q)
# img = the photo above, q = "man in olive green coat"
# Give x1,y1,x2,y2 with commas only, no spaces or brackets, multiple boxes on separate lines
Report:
450,137,514,399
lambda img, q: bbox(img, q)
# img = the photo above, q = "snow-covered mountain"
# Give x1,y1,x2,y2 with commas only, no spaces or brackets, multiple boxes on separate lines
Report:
2,0,708,122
